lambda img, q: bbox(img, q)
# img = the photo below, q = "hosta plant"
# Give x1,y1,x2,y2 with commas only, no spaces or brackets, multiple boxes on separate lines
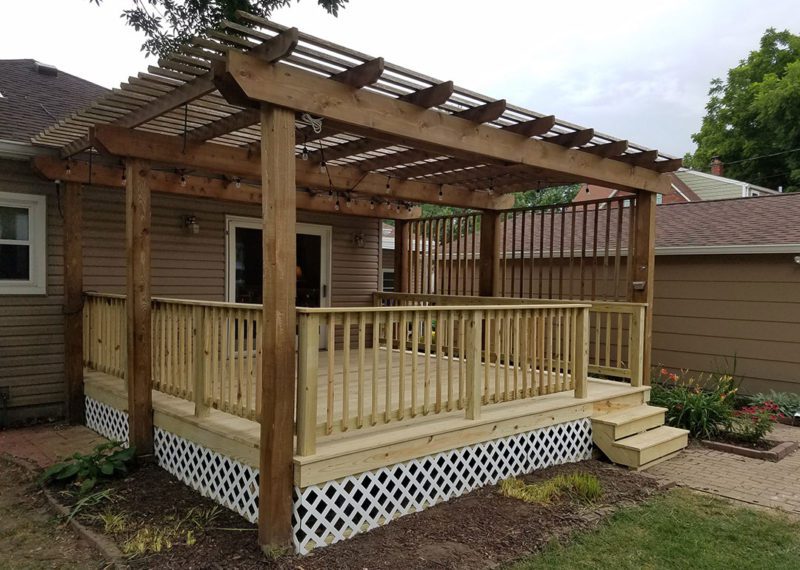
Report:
39,441,136,495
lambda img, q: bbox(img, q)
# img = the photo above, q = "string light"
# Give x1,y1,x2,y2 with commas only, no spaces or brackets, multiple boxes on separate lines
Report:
345,194,352,208
334,195,340,211
319,160,327,174
180,173,187,187
301,145,309,161
234,177,242,189
438,186,444,201
369,198,376,210
64,161,71,176
386,177,391,193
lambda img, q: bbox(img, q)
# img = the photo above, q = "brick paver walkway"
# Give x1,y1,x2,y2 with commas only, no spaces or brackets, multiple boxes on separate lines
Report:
0,423,107,468
648,424,800,513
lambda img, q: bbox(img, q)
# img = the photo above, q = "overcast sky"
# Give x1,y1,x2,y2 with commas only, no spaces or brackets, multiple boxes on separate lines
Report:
2,0,799,157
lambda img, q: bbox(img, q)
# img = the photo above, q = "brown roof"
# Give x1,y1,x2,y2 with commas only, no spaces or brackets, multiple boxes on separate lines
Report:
573,174,700,205
0,60,106,144
433,192,800,255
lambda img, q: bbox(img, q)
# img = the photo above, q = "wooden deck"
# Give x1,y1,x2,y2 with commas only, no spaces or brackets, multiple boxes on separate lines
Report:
84,347,650,487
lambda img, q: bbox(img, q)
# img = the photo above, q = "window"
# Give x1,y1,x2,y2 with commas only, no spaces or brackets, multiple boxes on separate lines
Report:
0,192,46,295
382,268,395,291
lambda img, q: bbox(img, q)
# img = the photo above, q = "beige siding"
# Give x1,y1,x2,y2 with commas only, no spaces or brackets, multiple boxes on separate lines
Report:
652,254,800,394
1,164,381,424
0,160,65,422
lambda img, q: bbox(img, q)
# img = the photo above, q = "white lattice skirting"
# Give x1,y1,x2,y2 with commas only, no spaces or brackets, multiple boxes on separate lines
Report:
154,428,260,524
83,395,591,555
292,418,593,554
85,397,129,445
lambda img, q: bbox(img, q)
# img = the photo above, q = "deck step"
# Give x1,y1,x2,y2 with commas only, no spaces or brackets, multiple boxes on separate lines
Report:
612,426,688,468
592,405,666,440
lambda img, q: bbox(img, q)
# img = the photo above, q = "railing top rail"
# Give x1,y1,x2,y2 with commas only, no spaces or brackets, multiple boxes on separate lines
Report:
83,292,262,310
375,292,647,309
297,303,591,314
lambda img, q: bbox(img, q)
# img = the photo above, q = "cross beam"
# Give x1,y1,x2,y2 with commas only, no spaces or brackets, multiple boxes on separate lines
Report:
215,51,672,194
31,156,421,219
88,125,514,209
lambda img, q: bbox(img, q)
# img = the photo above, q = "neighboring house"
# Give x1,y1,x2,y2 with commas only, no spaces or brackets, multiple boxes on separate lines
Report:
574,159,777,206
0,60,383,425
574,173,700,205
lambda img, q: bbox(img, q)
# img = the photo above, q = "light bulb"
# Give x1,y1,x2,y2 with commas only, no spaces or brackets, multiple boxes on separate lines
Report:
319,161,326,174
301,146,309,161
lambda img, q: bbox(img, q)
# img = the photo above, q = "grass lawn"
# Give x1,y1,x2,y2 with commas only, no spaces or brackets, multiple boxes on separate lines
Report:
513,488,800,570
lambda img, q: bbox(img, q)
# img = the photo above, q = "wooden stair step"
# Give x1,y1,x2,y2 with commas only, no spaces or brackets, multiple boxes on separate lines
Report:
615,425,687,451
613,425,688,467
592,404,667,427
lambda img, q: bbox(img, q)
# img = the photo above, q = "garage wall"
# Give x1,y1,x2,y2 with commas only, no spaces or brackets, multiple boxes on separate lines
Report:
652,254,800,394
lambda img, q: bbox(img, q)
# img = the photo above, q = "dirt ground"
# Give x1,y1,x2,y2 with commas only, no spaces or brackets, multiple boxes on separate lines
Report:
51,459,660,569
0,456,102,570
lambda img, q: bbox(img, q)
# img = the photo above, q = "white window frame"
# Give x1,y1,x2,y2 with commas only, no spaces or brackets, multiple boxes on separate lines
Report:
381,268,395,292
0,191,46,295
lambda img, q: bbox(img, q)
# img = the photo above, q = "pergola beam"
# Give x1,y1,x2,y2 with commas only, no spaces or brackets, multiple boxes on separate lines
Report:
88,125,513,209
453,99,507,123
502,115,556,137
545,128,595,148
31,156,421,219
398,81,454,108
217,52,671,193
583,140,629,158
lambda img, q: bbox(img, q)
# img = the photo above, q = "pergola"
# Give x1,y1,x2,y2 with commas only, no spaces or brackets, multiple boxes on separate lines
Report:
32,12,679,550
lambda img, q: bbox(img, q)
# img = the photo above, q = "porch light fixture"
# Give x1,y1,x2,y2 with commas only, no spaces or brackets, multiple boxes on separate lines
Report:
353,232,365,248
183,215,200,235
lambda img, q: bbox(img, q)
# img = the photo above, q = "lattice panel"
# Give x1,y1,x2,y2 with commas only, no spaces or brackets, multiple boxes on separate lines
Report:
84,397,129,445
292,418,592,554
154,428,260,524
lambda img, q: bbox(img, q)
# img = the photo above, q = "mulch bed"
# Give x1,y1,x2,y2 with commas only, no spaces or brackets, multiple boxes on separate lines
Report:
51,459,662,569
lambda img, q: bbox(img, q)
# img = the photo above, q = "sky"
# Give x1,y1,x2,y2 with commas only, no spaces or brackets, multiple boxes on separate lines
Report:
2,0,799,157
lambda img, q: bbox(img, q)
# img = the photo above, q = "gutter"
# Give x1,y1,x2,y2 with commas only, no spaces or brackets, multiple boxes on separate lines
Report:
0,139,56,161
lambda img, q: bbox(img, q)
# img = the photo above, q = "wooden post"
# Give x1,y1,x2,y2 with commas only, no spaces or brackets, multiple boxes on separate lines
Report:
465,309,483,419
628,305,645,387
395,220,409,293
479,211,502,297
258,103,296,550
125,159,153,454
296,312,319,456
630,192,656,385
573,307,590,398
193,305,209,417
63,181,84,424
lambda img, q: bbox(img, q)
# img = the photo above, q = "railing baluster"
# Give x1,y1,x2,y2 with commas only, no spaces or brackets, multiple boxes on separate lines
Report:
342,312,351,431
296,312,319,456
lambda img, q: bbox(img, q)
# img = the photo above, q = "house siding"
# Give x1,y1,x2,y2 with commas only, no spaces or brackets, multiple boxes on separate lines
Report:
0,160,65,423
651,254,800,394
0,160,381,424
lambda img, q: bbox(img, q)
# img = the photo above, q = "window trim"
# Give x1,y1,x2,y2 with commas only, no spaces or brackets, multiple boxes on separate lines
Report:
0,191,47,295
381,267,395,292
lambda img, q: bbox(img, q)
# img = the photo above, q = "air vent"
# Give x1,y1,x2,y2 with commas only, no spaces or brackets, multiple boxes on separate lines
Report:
34,61,58,77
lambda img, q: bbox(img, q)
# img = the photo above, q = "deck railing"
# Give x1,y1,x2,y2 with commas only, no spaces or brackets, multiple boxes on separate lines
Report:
83,293,127,378
295,302,590,455
83,293,263,421
375,292,645,385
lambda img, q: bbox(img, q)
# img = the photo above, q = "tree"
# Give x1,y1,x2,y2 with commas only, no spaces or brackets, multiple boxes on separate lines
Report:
687,28,800,192
91,0,348,57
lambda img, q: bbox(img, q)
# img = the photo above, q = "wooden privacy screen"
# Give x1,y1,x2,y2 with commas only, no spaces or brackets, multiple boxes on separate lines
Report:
402,197,638,302
498,196,638,301
402,213,481,296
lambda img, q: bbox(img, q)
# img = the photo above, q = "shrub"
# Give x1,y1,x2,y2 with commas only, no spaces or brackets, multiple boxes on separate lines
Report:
750,390,800,418
649,369,737,439
39,441,136,494
728,402,784,443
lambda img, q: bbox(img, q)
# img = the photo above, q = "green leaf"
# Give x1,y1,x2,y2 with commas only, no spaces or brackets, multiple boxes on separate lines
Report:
78,478,96,495
55,463,81,480
39,462,69,482
100,463,115,476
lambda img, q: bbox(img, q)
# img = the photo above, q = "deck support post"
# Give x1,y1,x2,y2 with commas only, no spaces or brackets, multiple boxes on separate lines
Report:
573,307,590,398
258,103,297,551
395,220,409,293
296,312,319,456
125,159,153,454
64,181,84,424
631,192,656,385
479,211,502,297
192,305,210,417
465,309,483,419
